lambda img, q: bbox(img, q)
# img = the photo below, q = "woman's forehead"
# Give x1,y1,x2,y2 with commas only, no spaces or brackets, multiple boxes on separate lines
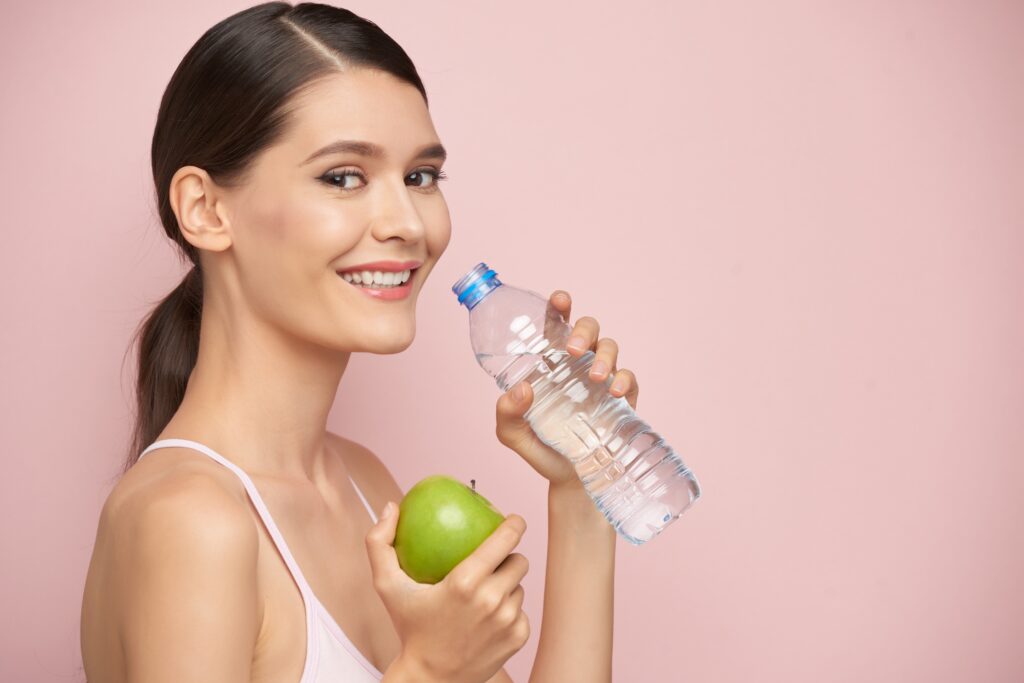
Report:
280,71,437,163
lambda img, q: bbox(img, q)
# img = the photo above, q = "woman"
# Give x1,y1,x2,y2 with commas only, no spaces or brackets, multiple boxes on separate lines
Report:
80,3,637,682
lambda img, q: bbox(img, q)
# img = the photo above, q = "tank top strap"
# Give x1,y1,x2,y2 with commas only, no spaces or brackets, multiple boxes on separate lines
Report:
349,475,379,524
138,438,319,603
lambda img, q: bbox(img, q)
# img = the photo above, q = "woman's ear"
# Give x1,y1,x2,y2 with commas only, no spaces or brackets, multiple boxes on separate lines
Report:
169,165,233,253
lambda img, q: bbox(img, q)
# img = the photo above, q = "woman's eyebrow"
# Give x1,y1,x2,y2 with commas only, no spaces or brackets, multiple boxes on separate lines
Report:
301,140,447,165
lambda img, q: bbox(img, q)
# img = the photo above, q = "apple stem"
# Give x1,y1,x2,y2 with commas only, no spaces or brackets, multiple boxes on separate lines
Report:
471,479,476,491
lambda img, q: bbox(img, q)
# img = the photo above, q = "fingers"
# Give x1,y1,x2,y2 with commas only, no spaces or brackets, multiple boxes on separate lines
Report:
609,367,638,402
549,290,605,360
445,514,526,594
566,316,600,356
546,289,637,405
507,584,526,612
496,381,535,451
549,290,572,322
487,552,529,596
498,378,533,418
588,337,619,382
364,502,403,591
494,584,526,629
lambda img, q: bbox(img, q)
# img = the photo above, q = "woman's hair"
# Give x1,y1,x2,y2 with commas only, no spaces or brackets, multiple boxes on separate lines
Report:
121,2,427,475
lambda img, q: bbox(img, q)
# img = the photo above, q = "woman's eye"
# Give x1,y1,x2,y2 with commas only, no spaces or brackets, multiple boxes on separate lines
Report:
320,169,366,191
319,168,448,192
407,168,448,189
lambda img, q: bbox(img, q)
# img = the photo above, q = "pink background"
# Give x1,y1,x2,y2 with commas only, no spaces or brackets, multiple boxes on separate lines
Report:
1,1,1022,681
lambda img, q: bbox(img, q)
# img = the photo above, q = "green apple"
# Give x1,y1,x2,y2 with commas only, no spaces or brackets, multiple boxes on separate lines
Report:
394,474,505,584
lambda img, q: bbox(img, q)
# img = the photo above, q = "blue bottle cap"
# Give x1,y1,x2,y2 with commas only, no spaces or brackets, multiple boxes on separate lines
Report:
452,262,503,310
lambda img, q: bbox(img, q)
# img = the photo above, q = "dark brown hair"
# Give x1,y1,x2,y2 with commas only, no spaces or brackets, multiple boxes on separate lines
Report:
121,2,427,475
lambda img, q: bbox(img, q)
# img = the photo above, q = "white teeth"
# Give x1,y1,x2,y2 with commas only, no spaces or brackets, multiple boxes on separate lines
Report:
339,268,412,288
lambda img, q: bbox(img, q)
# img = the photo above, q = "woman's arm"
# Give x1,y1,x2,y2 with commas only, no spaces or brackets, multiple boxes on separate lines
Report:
528,480,616,683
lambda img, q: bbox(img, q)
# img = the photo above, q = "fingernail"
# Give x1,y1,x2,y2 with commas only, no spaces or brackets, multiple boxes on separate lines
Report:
380,502,394,519
590,360,608,378
514,383,527,401
610,379,626,394
567,335,585,352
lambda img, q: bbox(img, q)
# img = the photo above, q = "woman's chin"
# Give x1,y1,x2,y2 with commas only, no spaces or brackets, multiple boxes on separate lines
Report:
360,326,416,354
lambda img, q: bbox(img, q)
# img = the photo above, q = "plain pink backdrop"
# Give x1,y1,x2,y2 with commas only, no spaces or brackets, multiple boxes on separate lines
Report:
1,1,1021,681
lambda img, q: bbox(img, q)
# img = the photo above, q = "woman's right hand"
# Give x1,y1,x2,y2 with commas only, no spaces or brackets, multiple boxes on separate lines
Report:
364,501,531,683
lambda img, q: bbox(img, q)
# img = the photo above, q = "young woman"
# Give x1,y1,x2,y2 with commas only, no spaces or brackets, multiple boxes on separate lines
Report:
80,3,637,682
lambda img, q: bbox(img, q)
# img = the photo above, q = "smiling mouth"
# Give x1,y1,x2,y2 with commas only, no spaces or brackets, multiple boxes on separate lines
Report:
336,267,418,289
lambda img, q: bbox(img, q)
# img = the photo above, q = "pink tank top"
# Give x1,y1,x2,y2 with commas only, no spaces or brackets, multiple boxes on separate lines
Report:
138,438,385,682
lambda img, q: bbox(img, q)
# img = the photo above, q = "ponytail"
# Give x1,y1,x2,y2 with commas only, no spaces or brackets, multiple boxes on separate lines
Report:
122,264,203,473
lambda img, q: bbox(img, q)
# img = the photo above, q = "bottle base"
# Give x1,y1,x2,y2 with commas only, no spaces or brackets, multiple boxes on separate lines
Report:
607,466,701,546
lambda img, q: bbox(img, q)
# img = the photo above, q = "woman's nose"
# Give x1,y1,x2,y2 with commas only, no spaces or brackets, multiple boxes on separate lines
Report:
371,180,427,241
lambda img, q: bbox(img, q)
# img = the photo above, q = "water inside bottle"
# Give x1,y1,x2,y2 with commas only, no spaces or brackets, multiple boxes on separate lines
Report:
478,347,700,545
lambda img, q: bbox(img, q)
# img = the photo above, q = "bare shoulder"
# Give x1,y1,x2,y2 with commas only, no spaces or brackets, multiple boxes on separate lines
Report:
104,450,259,584
103,449,260,607
113,457,256,539
108,446,250,516
327,431,403,504
83,450,260,682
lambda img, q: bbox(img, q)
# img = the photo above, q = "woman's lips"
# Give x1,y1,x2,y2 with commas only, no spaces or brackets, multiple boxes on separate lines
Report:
337,269,414,301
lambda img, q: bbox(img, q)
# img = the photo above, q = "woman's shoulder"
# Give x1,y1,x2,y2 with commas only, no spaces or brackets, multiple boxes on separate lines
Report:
83,448,260,683
82,447,260,681
108,444,250,520
98,447,257,570
104,433,401,527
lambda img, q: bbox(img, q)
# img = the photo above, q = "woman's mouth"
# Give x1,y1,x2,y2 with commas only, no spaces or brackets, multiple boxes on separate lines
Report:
336,267,416,300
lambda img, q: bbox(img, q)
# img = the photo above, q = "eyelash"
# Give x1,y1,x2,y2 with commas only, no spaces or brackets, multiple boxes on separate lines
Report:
319,167,448,192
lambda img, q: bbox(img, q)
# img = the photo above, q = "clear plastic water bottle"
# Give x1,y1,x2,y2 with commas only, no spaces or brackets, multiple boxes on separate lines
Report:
452,262,701,545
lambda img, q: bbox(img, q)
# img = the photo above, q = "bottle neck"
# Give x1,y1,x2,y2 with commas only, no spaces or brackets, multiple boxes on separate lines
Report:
457,268,502,310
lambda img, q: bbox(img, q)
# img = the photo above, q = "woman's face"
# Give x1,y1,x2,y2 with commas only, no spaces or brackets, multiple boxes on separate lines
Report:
218,68,451,354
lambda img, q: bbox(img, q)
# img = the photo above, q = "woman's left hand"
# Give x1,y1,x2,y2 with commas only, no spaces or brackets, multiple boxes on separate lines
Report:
495,289,640,488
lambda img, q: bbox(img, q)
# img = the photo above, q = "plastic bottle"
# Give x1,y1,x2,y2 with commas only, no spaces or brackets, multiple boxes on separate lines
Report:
452,262,701,545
